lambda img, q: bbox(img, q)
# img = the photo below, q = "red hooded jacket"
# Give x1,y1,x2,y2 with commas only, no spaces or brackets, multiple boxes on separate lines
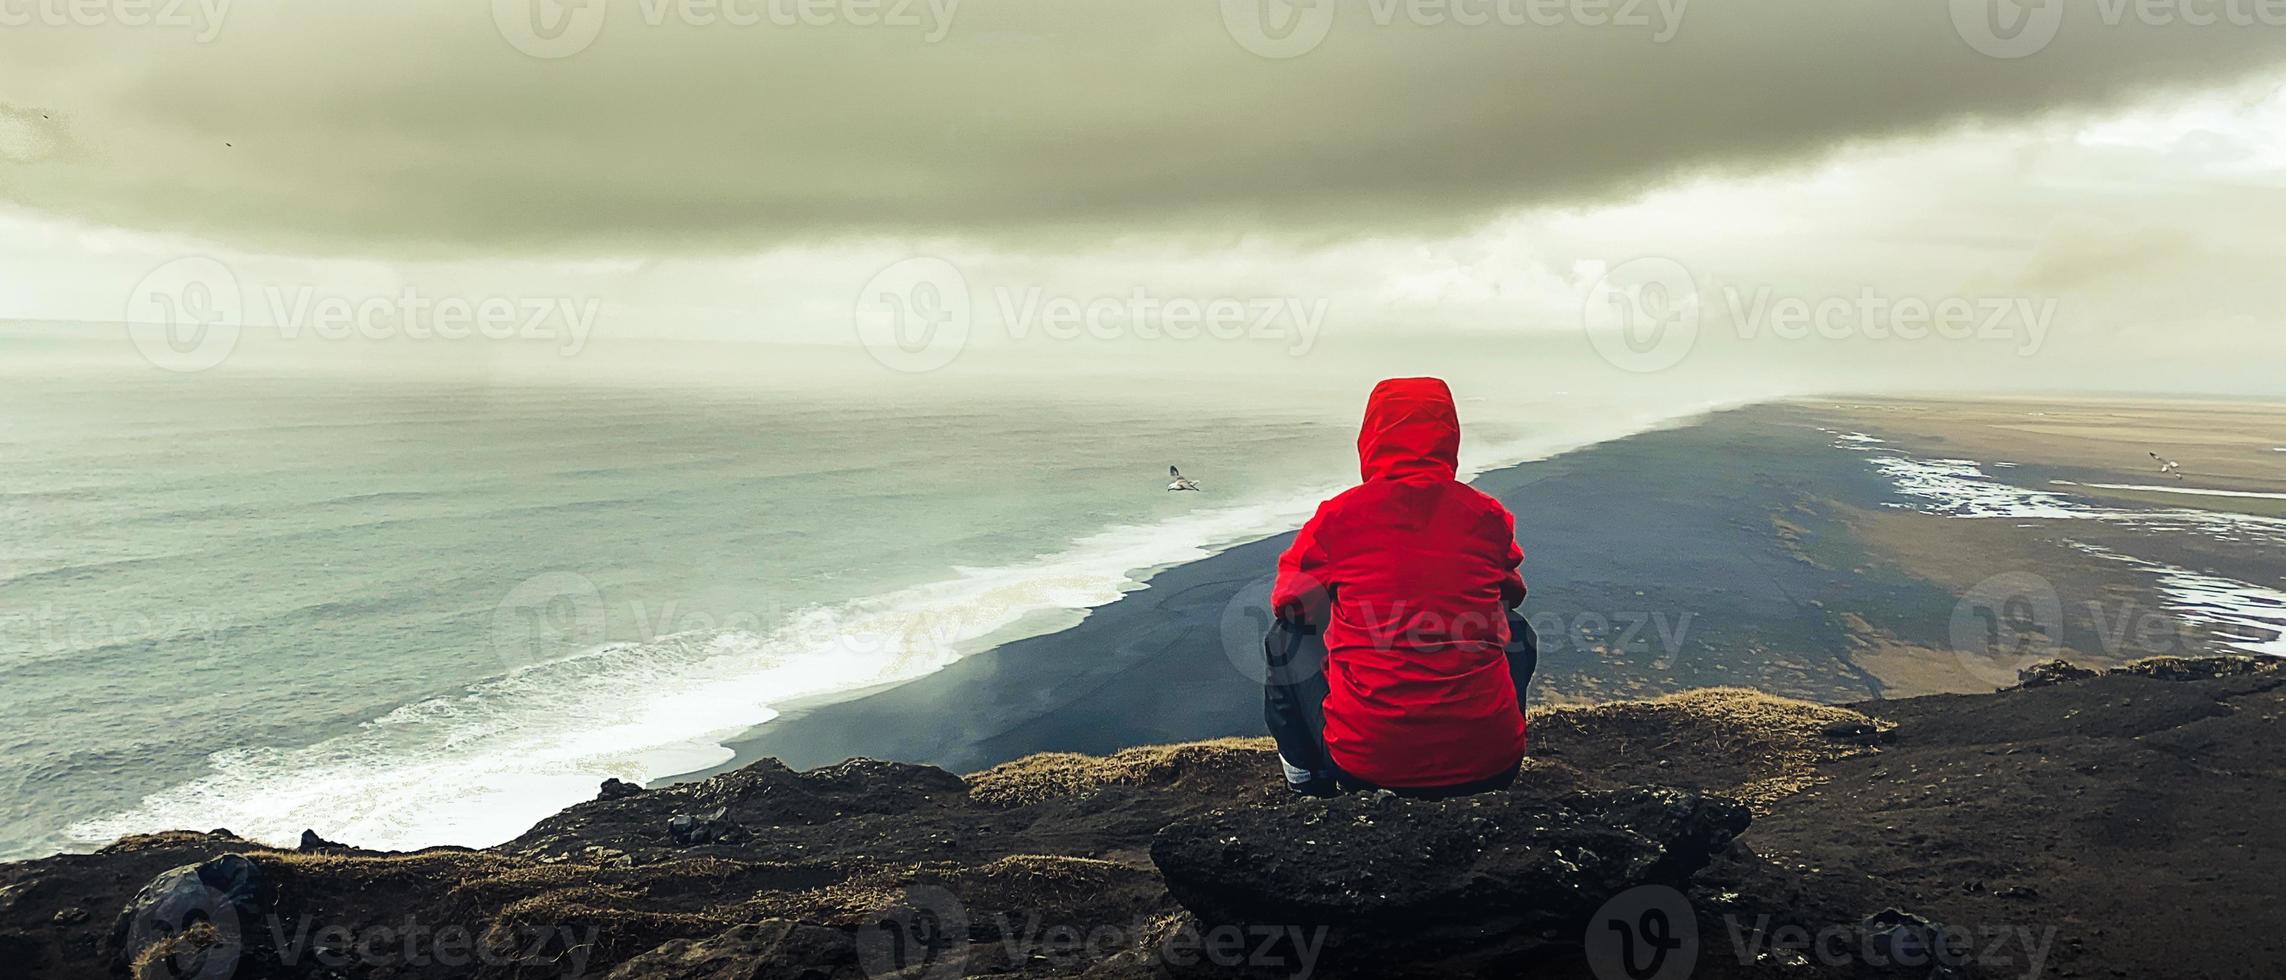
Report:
1270,378,1528,788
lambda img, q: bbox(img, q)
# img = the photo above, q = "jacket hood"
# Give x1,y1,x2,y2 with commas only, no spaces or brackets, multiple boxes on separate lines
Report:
1356,377,1460,483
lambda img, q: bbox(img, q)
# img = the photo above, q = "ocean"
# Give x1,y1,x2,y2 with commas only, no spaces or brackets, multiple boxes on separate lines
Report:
0,367,1703,860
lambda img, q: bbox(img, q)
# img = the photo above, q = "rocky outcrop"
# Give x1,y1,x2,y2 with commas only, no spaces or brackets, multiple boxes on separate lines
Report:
1151,787,1749,967
2013,659,2099,688
2,657,2278,979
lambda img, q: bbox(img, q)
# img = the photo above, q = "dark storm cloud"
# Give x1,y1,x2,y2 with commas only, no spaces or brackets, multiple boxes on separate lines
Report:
2,0,2283,252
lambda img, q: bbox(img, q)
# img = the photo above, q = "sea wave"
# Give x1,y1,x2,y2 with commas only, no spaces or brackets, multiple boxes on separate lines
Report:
64,413,1684,854
2056,481,2286,502
60,492,1330,852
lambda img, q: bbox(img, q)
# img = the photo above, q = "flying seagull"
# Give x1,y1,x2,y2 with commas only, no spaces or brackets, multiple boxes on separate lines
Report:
1166,466,1202,492
2150,452,2183,478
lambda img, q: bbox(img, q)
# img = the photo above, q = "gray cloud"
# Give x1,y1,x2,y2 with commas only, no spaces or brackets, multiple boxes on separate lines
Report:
3,1,2285,253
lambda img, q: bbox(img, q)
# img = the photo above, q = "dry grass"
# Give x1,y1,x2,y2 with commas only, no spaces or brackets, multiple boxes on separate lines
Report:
131,921,226,980
98,831,250,855
1533,687,1889,810
965,737,1275,807
968,689,1887,813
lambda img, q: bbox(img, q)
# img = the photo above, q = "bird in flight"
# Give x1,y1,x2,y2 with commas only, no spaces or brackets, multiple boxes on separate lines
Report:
2150,452,2183,479
1166,465,1202,492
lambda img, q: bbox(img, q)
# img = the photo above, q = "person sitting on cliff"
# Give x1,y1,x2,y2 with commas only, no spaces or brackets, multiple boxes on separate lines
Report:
1262,377,1536,798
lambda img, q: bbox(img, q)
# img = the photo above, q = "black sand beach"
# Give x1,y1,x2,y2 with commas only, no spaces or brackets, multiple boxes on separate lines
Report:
723,397,2286,777
721,404,1943,774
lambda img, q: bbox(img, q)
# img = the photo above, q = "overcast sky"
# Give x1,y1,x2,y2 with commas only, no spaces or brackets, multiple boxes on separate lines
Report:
3,1,2284,396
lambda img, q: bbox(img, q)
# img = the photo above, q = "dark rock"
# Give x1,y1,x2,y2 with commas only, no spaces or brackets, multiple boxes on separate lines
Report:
1148,786,1749,965
667,808,746,847
599,777,645,800
1821,717,1892,743
2017,660,2100,689
512,756,973,859
296,829,348,852
7,667,2281,979
109,854,266,979
606,919,861,980
1860,908,1966,975
52,907,88,925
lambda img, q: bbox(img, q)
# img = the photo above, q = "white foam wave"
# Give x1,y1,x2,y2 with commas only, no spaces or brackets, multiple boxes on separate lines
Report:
1838,433,2286,660
1865,455,2090,519
1854,447,2286,549
2057,481,2286,502
1818,428,1886,450
2067,543,2286,658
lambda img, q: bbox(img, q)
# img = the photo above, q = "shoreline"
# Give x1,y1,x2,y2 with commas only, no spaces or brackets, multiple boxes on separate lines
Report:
686,407,1729,782
706,400,1885,776
713,393,2286,779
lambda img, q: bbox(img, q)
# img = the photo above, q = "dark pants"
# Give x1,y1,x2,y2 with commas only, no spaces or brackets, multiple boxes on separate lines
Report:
1263,611,1537,797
